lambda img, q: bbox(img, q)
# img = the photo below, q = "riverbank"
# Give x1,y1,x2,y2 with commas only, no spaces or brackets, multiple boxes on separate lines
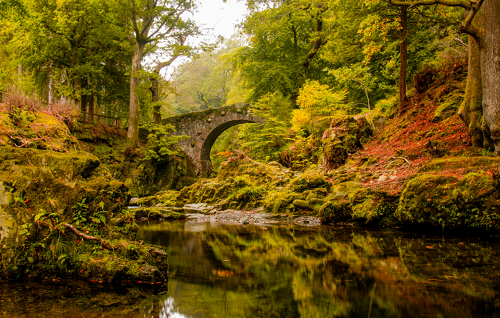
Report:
0,108,168,283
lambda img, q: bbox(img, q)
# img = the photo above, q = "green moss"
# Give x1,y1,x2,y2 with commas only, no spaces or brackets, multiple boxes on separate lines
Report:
417,157,500,173
0,110,77,152
134,207,186,220
0,145,169,283
288,171,331,192
397,172,500,229
322,115,370,170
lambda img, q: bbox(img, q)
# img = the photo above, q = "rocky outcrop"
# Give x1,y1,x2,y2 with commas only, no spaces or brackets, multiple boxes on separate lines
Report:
0,145,168,284
322,115,372,171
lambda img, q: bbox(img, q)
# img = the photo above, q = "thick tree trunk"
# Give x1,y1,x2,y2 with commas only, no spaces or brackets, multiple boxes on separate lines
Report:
399,7,408,109
458,34,484,147
480,1,500,153
127,42,145,146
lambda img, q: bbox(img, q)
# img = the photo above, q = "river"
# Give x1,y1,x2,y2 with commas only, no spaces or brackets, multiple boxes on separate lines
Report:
1,220,500,317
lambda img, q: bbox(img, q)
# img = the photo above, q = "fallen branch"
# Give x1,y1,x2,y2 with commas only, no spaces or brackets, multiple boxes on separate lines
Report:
62,223,114,250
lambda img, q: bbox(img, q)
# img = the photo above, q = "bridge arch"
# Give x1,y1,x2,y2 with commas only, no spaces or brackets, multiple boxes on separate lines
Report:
163,104,264,177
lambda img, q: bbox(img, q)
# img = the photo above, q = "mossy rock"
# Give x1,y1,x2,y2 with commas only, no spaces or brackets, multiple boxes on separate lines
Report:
288,171,331,192
349,188,397,224
0,145,173,284
0,110,78,152
136,190,181,207
134,207,186,220
322,115,370,170
0,147,101,180
318,199,351,224
318,185,397,226
397,172,500,229
292,200,309,209
417,157,500,174
331,181,362,200
431,100,458,123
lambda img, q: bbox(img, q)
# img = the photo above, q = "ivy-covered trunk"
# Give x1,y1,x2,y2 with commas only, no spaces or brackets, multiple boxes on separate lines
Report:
458,33,484,147
480,0,500,153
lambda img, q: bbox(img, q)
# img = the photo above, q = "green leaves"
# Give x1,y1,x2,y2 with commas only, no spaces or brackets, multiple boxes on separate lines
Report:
140,122,188,163
19,223,32,236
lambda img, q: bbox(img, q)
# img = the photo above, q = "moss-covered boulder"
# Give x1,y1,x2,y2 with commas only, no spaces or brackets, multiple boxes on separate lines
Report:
134,207,186,220
397,172,500,229
135,190,181,207
288,170,331,193
322,115,371,171
0,145,168,284
318,181,398,226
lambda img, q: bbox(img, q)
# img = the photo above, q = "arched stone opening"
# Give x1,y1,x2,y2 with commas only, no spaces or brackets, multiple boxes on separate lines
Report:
163,105,265,177
199,120,256,177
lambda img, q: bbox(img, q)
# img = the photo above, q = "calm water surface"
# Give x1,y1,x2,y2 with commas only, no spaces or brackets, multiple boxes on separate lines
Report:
1,220,500,317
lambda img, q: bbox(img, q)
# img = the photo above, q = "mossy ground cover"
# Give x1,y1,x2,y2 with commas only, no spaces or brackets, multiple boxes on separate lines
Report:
0,107,170,283
0,146,169,284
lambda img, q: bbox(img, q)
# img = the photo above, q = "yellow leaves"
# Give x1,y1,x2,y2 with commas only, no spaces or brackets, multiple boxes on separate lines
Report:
291,109,312,133
297,80,346,110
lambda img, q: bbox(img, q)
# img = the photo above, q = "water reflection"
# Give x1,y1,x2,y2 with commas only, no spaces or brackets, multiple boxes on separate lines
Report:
1,222,499,317
137,220,500,318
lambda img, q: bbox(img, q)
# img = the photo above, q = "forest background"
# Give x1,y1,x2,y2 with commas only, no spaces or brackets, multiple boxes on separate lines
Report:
0,0,496,173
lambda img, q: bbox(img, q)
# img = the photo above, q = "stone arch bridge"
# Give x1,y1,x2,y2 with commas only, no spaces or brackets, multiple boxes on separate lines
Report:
162,104,264,177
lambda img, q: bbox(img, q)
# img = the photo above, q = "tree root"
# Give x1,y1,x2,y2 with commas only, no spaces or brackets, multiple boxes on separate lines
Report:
62,223,114,250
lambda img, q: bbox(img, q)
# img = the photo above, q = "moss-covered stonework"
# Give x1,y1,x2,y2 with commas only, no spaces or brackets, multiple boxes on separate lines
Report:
0,145,168,284
162,104,265,177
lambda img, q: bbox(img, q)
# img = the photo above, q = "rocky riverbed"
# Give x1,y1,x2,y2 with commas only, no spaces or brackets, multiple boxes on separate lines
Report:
131,202,322,226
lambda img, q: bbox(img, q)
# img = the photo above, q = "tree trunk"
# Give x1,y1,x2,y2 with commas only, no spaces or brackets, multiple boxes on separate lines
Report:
458,34,484,147
151,70,161,124
74,76,82,113
127,42,145,146
480,0,500,153
48,75,53,106
399,7,408,109
88,94,95,123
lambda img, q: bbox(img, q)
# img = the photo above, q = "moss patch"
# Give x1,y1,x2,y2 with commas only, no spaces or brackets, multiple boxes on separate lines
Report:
397,172,500,229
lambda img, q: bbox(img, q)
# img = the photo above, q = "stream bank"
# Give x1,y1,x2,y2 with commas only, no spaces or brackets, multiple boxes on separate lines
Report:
0,109,168,284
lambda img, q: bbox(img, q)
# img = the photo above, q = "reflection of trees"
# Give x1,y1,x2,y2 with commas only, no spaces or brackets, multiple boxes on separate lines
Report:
137,222,500,318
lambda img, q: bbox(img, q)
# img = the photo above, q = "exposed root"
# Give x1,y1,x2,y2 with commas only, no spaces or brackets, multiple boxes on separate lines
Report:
62,223,114,250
